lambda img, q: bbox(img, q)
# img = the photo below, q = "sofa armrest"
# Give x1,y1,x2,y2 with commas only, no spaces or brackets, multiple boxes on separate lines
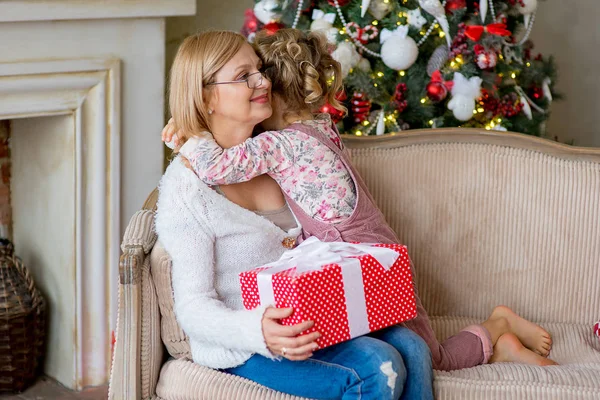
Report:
109,245,144,400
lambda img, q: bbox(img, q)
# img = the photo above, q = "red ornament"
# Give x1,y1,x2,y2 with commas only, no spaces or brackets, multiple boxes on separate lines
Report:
241,8,260,38
445,0,467,13
328,0,350,6
263,21,285,35
320,91,347,124
426,82,448,103
351,92,371,124
530,86,543,100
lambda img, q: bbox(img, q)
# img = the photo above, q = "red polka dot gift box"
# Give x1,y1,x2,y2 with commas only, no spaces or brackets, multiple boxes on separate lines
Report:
240,237,417,350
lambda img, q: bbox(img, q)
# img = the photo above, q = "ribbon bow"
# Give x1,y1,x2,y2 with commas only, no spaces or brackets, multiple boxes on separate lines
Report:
431,70,454,91
256,237,403,338
312,9,336,24
465,23,511,41
380,25,409,44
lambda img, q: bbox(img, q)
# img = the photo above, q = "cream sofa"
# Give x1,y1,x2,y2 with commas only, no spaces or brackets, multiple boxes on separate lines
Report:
109,129,600,399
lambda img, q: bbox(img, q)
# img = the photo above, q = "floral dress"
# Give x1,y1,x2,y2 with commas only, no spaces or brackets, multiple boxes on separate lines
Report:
179,115,357,223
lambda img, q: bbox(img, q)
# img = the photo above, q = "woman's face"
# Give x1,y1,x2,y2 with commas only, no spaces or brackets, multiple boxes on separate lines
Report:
207,43,272,133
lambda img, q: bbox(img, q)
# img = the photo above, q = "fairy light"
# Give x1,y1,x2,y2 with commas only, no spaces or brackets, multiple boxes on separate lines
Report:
374,83,378,87
526,62,531,67
355,130,363,136
420,98,427,104
450,61,457,68
383,0,390,3
372,20,379,26
362,120,370,126
377,71,384,77
456,55,464,64
429,120,434,126
399,70,406,77
473,109,478,114
439,31,446,38
511,72,517,79
477,107,485,113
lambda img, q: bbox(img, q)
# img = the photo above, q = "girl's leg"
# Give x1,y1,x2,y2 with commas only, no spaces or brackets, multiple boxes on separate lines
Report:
225,336,407,400
370,325,434,400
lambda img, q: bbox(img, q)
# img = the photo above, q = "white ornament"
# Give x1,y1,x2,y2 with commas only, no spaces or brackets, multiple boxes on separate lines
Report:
332,41,361,78
519,0,538,15
407,8,427,30
368,0,393,20
380,26,419,71
447,72,482,121
479,0,488,23
476,50,497,69
357,57,372,72
519,0,537,27
376,111,385,135
542,77,553,102
310,9,338,44
520,94,533,120
418,0,452,47
361,0,371,18
254,0,281,24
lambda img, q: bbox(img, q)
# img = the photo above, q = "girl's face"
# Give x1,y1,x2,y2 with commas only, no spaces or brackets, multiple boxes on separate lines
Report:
207,43,272,136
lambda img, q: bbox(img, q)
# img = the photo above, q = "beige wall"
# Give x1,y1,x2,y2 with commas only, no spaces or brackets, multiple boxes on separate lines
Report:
165,0,600,148
530,1,600,147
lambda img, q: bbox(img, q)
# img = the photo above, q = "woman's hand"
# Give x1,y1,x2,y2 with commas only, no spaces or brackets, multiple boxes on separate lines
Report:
262,307,320,361
162,118,180,149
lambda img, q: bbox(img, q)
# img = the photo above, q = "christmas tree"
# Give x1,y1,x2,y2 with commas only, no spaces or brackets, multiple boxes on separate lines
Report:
242,0,557,137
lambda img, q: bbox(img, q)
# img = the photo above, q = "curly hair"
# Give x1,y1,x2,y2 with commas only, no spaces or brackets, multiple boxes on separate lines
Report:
253,28,347,118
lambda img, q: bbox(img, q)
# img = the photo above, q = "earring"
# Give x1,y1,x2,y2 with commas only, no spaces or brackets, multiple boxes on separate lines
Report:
208,109,213,115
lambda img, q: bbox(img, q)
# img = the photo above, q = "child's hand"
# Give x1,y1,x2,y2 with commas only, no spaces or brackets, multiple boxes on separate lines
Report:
162,118,180,149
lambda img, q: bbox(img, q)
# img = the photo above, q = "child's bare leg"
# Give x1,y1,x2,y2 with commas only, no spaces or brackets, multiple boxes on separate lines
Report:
490,333,558,366
482,305,552,356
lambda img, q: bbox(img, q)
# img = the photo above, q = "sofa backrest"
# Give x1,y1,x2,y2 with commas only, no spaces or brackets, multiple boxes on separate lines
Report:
344,129,600,325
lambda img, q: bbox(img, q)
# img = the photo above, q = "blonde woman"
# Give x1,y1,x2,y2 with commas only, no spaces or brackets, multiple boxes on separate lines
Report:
162,26,556,382
157,30,434,400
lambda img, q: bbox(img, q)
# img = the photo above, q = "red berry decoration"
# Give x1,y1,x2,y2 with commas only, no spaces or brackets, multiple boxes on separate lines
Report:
328,0,351,6
392,83,409,113
426,81,448,102
351,92,371,124
530,86,543,100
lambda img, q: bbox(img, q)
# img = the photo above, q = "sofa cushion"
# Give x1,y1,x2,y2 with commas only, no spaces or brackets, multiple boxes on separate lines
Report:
431,317,600,399
151,241,193,360
156,358,307,400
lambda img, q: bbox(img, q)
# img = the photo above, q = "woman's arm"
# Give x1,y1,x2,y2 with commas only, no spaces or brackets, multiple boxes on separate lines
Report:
179,130,297,185
155,182,274,357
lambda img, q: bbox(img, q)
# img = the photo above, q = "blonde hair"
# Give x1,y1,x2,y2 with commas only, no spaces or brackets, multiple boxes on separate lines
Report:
168,30,248,145
253,28,346,118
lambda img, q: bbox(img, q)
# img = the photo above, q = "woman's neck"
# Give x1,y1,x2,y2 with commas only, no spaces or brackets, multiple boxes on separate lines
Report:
210,119,255,149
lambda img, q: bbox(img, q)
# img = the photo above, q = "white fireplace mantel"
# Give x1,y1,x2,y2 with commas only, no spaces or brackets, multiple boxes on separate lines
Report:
0,0,195,22
0,0,195,390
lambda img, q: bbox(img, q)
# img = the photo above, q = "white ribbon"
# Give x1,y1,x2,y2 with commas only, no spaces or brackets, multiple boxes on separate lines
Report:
256,237,401,338
380,25,409,44
312,9,336,24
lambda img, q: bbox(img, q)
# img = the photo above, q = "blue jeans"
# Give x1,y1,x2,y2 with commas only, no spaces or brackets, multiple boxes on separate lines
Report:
225,325,433,400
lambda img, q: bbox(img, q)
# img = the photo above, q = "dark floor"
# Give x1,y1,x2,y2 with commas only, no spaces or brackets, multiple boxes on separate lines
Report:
0,377,108,400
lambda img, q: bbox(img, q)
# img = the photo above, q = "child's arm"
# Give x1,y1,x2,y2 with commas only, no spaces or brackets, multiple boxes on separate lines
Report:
179,130,296,185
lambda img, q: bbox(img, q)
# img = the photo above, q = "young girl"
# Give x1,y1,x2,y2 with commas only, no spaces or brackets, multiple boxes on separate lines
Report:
163,28,556,371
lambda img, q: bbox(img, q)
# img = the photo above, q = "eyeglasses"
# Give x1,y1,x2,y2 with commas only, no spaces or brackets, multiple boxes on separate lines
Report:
206,71,266,89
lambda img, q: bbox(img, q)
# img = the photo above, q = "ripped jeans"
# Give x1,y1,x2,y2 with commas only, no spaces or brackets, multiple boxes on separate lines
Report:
224,325,434,400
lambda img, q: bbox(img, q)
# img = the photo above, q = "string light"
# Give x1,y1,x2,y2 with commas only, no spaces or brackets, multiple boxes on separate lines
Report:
399,70,406,77
362,120,370,126
374,83,378,87
429,120,434,126
377,72,384,77
526,62,531,67
372,20,379,26
420,98,427,104
355,130,363,136
477,107,484,113
439,31,446,38
511,72,517,79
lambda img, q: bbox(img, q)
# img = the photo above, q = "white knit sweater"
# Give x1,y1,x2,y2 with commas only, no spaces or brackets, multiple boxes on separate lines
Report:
155,157,302,369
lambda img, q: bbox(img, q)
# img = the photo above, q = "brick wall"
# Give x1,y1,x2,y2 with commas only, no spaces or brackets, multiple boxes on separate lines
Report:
0,120,11,239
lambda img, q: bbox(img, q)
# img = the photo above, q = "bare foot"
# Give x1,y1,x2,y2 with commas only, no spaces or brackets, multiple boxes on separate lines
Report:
491,305,553,357
490,333,558,366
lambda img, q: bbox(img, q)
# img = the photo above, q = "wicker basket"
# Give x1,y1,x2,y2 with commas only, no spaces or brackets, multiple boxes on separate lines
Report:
0,239,46,392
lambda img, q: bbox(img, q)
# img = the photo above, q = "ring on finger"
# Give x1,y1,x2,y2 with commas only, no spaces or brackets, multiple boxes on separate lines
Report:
281,347,287,356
